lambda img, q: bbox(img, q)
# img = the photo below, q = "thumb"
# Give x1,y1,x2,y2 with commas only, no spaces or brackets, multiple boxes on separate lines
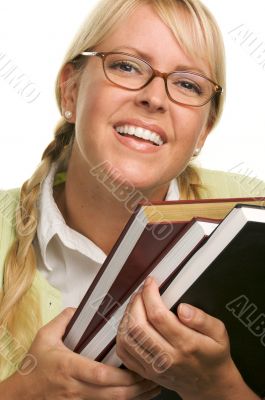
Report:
177,303,227,343
41,307,76,342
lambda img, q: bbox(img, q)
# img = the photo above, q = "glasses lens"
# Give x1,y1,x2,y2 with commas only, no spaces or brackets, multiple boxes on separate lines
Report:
168,72,215,106
103,53,152,89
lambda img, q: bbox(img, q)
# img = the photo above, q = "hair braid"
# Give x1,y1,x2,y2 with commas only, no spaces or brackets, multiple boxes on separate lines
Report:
178,164,204,199
0,119,74,373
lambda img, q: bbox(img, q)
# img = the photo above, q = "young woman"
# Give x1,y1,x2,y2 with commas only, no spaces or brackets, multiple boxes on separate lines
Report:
0,0,263,399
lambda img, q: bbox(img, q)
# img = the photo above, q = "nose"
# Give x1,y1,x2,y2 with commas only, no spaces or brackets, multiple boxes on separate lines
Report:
134,76,168,113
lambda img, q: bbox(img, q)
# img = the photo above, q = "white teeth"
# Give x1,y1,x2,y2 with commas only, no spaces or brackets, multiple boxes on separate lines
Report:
115,125,164,146
128,126,134,135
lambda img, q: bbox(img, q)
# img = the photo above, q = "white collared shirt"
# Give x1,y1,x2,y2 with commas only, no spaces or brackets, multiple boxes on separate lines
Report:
35,164,180,308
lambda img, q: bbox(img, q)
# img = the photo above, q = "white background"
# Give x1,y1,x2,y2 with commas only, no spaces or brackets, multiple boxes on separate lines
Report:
0,0,264,189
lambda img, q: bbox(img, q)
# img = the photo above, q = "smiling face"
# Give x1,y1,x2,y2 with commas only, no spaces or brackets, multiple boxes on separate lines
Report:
61,3,212,194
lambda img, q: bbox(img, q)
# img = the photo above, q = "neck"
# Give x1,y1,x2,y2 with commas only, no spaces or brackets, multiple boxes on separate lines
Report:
54,157,170,255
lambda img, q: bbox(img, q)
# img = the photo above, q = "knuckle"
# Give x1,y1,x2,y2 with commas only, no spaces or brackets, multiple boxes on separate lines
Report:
116,342,125,359
148,307,165,325
117,330,128,347
92,364,108,385
153,352,173,373
194,310,207,326
187,341,198,355
62,387,79,399
176,335,198,357
56,354,73,378
181,340,198,356
217,319,228,340
218,320,227,337
35,326,47,342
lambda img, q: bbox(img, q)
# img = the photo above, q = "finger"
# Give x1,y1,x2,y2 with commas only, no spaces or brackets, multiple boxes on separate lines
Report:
116,344,147,378
119,323,173,374
118,293,146,337
134,385,162,400
120,291,172,352
39,307,76,344
77,378,160,400
177,303,228,344
71,355,144,386
141,277,185,343
117,296,173,375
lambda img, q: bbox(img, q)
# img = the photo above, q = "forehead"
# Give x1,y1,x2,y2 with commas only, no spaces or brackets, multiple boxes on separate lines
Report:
96,3,210,75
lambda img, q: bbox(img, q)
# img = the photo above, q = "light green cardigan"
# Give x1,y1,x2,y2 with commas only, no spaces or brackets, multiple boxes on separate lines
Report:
0,168,264,380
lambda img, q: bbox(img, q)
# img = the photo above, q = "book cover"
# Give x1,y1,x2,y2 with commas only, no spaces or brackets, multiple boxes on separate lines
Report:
160,206,265,397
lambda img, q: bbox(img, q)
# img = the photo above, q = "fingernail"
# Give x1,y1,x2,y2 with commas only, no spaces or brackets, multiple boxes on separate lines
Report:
178,303,194,320
144,276,152,287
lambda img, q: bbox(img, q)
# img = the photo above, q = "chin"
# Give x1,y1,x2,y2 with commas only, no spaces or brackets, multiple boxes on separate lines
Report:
115,169,158,190
94,157,168,194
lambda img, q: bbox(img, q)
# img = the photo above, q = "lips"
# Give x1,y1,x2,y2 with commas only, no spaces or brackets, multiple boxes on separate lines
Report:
115,125,163,146
113,119,168,145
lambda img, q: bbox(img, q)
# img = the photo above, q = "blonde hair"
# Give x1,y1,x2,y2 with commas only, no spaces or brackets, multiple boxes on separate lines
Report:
0,0,225,373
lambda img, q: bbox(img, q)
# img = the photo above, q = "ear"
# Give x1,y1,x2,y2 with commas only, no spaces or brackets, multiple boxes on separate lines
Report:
59,63,79,123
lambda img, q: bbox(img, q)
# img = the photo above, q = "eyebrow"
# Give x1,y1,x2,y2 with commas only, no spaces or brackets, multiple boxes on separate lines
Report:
111,46,207,75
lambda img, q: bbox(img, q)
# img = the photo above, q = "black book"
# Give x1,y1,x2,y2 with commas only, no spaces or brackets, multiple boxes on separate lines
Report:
160,204,265,397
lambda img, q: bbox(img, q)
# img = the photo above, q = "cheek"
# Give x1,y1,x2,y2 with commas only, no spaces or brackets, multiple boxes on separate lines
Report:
76,81,105,125
74,86,109,156
75,79,128,134
167,107,210,175
172,106,209,147
74,80,131,164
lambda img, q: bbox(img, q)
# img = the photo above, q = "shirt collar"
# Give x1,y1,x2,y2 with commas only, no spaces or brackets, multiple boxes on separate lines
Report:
37,163,107,271
37,163,179,271
165,178,180,201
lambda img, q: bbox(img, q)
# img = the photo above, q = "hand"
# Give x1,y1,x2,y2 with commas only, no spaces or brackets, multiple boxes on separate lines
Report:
116,277,259,400
1,308,161,400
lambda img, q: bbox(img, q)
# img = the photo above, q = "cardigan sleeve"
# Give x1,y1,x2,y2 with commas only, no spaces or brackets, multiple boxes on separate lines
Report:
197,168,265,199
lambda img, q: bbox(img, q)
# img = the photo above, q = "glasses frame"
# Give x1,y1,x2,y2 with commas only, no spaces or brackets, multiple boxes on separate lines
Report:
79,50,223,107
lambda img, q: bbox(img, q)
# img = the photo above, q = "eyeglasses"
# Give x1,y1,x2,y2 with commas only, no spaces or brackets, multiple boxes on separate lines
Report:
79,51,223,107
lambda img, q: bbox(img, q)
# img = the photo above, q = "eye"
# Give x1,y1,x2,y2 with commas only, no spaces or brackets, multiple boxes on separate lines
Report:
175,80,202,95
108,60,142,74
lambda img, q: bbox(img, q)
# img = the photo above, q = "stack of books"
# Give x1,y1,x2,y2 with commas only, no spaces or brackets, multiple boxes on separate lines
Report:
63,196,265,398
